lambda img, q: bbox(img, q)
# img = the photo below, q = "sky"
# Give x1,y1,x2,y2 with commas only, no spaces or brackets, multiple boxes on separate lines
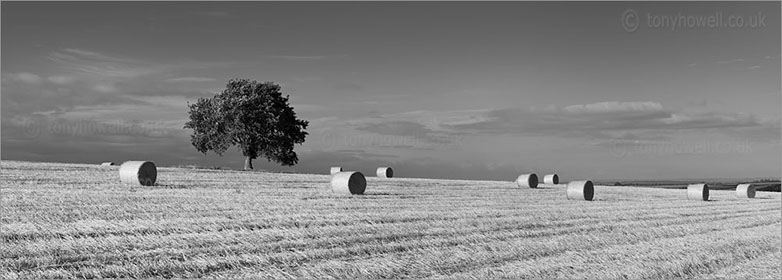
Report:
2,1,780,181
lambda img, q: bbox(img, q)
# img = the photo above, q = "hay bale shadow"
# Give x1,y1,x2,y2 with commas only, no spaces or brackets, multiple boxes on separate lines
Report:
149,183,210,189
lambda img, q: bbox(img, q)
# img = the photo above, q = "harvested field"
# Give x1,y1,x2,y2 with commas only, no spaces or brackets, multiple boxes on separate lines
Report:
1,161,780,279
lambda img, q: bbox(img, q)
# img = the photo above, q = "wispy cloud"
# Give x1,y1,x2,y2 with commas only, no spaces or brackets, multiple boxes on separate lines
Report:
3,48,238,118
562,101,664,114
62,48,139,63
333,149,399,159
353,101,769,144
92,83,118,93
441,101,760,137
46,49,239,80
47,75,78,85
355,120,459,144
6,72,43,84
331,82,363,92
291,104,326,113
715,58,745,64
47,48,156,78
123,88,217,98
267,54,347,61
165,77,217,83
3,115,176,141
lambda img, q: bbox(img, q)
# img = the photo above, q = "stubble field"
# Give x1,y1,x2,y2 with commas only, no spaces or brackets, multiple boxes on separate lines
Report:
1,160,780,279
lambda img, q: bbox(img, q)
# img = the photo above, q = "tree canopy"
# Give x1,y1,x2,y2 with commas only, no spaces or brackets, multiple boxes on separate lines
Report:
184,79,309,170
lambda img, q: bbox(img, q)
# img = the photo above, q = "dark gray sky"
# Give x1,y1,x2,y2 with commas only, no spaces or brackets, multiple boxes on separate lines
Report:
2,1,780,180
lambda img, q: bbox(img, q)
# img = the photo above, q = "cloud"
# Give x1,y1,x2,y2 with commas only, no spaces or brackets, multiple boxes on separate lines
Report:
378,144,435,151
304,111,469,152
123,88,216,98
747,65,761,70
716,58,745,64
6,72,43,84
459,101,755,129
46,48,236,80
333,149,399,159
660,112,757,129
1,48,241,115
1,118,191,168
720,120,781,143
562,101,664,114
37,103,188,127
3,115,175,141
355,120,459,144
268,55,329,61
291,104,326,113
165,77,217,83
267,54,347,61
47,75,78,85
1,83,149,117
331,82,364,92
411,101,766,142
62,48,138,63
47,49,155,78
92,83,118,93
290,76,324,83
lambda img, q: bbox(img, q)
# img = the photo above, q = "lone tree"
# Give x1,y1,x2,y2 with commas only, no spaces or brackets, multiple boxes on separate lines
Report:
184,79,309,170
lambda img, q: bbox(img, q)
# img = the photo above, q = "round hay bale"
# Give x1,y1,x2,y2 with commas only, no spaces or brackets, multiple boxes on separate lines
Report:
330,166,342,175
544,174,559,185
376,167,394,178
736,183,756,199
566,180,594,201
516,173,539,188
119,161,157,186
101,162,115,166
331,171,366,195
687,183,709,201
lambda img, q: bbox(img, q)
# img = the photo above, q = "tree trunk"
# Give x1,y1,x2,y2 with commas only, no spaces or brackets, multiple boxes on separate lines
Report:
243,156,254,170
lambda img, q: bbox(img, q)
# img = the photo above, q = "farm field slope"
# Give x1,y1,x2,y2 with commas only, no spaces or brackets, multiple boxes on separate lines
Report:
1,160,780,279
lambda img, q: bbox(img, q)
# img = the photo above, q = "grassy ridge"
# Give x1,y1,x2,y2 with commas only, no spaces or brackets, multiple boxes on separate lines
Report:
1,160,780,279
